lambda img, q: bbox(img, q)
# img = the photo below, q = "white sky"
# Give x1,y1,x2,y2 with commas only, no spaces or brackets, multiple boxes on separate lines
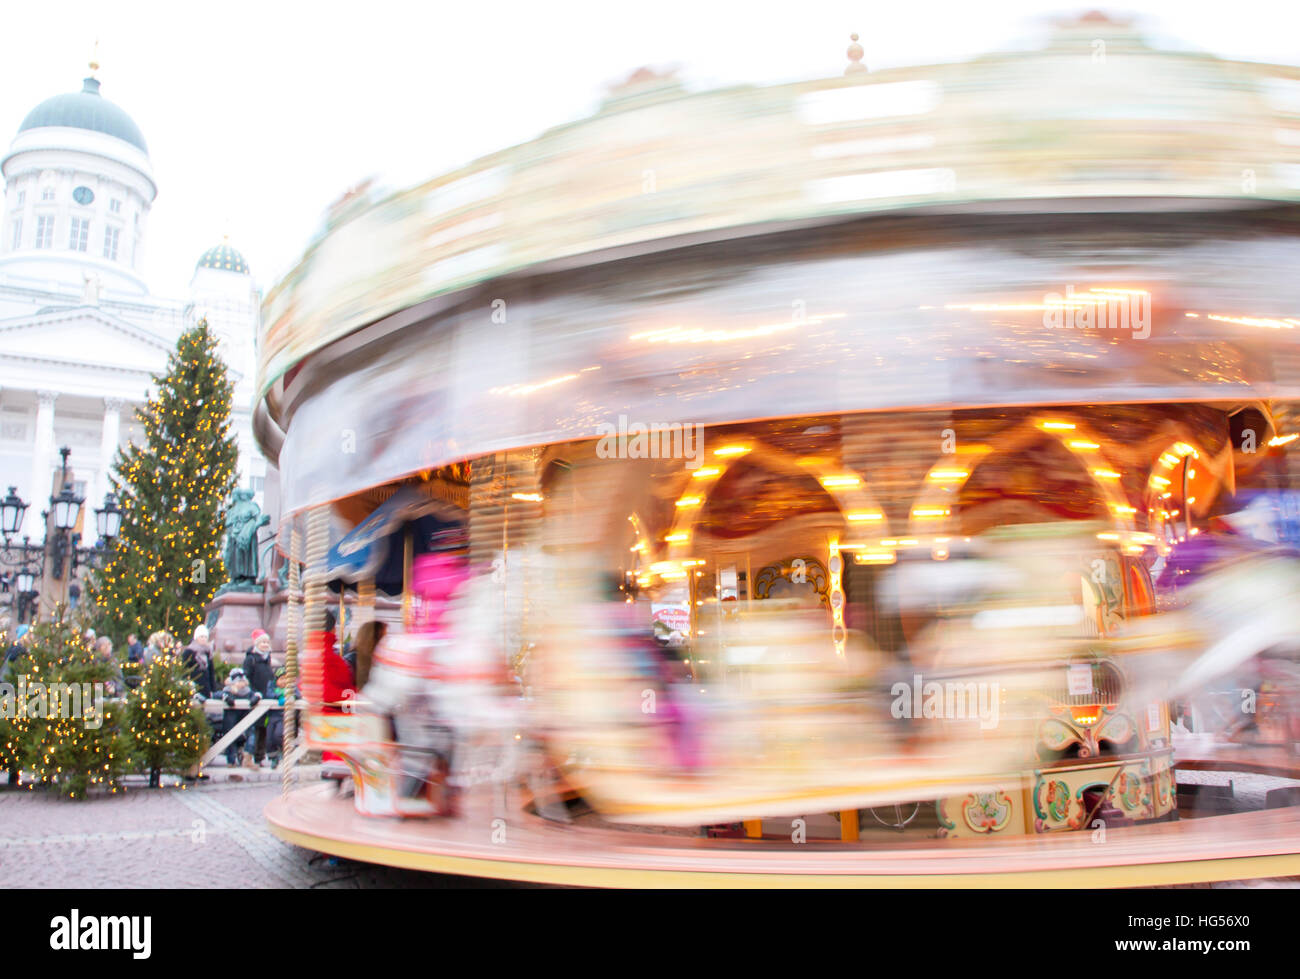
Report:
2,1,1297,300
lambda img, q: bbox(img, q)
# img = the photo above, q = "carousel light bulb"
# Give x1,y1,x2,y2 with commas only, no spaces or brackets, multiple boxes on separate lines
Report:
821,475,861,489
927,469,969,482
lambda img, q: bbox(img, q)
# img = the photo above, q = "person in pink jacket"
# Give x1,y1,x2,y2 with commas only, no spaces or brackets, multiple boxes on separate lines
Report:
365,528,471,813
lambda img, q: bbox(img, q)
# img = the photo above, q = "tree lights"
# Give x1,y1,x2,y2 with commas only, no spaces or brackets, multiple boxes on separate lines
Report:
126,653,209,787
5,611,132,798
86,320,239,644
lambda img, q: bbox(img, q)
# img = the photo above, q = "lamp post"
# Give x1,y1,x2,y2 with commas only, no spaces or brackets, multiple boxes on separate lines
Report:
96,493,122,542
15,566,37,623
0,511,44,625
0,486,27,537
49,448,85,606
0,448,121,623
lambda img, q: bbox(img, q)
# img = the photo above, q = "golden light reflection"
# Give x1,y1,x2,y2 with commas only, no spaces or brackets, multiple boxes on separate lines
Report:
489,373,579,396
630,312,847,344
1206,313,1298,330
846,510,884,522
820,475,861,489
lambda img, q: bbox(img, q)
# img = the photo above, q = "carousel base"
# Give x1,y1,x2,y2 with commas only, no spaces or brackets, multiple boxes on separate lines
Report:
265,768,1300,888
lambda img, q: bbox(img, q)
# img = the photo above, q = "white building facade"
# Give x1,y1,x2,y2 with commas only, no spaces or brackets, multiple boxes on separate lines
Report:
0,69,266,559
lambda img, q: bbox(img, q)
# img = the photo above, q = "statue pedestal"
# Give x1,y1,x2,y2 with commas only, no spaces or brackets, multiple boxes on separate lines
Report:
205,590,267,659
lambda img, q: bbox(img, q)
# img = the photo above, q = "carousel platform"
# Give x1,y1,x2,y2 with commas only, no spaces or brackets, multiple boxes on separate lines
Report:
265,764,1300,888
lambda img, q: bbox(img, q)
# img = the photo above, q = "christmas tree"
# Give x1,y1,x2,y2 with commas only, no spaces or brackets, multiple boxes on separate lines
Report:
0,619,31,787
126,653,209,787
18,610,132,798
88,319,239,644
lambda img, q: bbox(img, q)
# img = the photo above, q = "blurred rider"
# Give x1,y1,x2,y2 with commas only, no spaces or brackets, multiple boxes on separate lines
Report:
364,527,470,813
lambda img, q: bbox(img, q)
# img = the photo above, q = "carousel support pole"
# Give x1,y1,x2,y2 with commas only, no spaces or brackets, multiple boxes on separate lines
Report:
402,526,413,629
358,578,375,627
840,810,860,842
303,504,329,698
281,521,303,796
502,460,509,643
686,564,697,680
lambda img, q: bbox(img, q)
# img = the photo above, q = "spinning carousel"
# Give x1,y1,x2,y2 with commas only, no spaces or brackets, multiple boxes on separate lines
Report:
259,17,1300,885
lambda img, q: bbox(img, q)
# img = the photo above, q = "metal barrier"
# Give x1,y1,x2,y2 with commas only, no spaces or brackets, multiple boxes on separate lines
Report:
199,698,305,769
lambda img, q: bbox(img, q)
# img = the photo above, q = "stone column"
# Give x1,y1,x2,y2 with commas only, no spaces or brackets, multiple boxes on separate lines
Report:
28,391,58,522
97,397,123,511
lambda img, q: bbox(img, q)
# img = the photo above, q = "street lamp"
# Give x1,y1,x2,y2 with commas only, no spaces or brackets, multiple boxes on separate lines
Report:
0,450,119,622
0,522,43,623
95,493,122,543
50,449,84,532
15,565,37,622
0,486,27,537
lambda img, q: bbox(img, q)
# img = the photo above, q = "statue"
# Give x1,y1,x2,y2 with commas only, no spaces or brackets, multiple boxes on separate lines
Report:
222,489,270,589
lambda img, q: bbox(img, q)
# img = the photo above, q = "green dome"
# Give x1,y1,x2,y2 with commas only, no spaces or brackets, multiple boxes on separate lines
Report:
18,77,148,154
196,242,250,275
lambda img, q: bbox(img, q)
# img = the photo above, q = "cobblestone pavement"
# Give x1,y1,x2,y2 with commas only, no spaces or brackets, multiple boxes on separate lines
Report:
0,777,523,888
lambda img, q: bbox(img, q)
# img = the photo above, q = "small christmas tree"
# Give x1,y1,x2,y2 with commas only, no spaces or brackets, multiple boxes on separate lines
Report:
19,611,132,799
0,620,32,787
127,653,210,787
88,318,239,644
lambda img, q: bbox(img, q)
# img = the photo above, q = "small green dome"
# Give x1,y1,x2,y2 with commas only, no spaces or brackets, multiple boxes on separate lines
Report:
18,77,148,154
196,242,250,275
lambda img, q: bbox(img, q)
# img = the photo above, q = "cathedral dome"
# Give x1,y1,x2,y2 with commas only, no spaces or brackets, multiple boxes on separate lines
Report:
18,76,148,154
196,241,250,275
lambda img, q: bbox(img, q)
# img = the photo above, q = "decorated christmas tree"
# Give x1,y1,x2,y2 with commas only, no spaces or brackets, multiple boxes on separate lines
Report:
126,653,210,787
17,609,132,799
0,619,33,787
88,319,239,644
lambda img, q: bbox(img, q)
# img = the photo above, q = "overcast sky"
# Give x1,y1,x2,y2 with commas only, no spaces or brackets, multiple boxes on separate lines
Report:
2,1,1297,300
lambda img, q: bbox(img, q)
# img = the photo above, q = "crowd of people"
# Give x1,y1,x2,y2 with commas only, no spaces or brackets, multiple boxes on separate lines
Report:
178,614,386,770
0,616,296,770
174,624,291,768
2,604,401,780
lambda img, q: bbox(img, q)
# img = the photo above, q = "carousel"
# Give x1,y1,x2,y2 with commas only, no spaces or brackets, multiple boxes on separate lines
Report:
258,16,1300,885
